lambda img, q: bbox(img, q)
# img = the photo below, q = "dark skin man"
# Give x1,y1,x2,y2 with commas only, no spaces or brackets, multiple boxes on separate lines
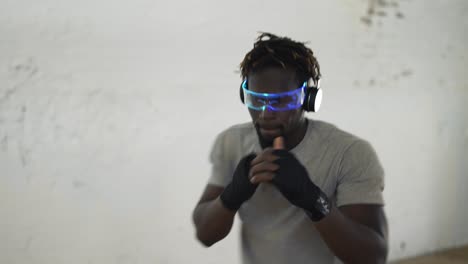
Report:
193,33,388,264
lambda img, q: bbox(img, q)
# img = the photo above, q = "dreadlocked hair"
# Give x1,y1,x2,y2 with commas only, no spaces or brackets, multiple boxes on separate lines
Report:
239,32,321,86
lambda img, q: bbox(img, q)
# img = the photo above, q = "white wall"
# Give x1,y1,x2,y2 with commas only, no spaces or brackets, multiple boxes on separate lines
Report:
1,0,467,263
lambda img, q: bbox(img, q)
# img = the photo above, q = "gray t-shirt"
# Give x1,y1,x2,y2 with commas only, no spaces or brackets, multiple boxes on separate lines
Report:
208,118,385,264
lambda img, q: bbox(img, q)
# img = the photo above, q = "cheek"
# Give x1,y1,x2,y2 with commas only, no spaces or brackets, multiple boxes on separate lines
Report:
248,109,259,121
281,110,303,129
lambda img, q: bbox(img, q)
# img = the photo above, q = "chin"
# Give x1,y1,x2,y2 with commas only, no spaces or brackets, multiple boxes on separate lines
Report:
260,133,277,142
257,133,279,149
254,125,284,148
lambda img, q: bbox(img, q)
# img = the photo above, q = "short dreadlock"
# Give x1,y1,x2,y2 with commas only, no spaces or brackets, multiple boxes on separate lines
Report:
239,32,321,86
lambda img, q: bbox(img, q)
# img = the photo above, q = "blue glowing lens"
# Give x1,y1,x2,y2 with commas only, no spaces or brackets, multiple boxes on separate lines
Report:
241,80,306,111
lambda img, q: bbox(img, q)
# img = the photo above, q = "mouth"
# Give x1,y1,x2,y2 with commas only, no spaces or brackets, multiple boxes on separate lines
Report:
257,124,283,138
254,122,284,148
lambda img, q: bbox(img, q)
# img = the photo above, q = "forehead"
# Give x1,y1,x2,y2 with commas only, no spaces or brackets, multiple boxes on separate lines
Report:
248,67,298,93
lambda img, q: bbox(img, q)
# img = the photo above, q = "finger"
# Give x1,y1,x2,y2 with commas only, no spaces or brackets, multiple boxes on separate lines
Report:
251,171,275,184
250,148,277,166
273,137,285,150
249,162,279,178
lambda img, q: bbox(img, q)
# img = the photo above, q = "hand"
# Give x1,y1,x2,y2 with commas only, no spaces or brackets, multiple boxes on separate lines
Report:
248,144,282,184
272,137,331,221
219,142,282,210
220,153,258,211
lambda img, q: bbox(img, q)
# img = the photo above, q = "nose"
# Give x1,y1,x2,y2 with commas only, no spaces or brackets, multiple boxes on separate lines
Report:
259,106,277,120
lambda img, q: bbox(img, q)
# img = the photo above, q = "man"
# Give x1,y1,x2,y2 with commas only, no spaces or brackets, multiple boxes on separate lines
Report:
192,33,388,264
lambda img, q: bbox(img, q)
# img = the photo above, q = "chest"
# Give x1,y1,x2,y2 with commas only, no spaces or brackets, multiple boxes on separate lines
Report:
237,152,341,230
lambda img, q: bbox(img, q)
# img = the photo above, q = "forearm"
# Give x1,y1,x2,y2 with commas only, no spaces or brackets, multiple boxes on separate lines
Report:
314,206,388,264
192,197,236,247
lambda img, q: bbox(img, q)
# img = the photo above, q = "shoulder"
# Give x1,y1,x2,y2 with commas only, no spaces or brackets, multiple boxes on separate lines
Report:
317,123,383,177
223,122,254,135
308,119,380,163
310,119,364,149
210,122,256,160
214,122,255,143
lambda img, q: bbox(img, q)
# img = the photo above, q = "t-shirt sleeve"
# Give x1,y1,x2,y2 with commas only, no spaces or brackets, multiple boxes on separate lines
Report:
335,139,385,207
207,130,235,187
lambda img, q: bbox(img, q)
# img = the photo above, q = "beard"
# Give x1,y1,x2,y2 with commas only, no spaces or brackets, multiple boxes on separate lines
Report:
254,123,286,149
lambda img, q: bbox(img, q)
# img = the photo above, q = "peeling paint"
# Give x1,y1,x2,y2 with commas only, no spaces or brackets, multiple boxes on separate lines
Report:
361,0,405,26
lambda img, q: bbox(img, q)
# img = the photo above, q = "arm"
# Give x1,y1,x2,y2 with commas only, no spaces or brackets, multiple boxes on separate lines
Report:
193,148,280,247
315,139,388,263
271,137,388,263
315,204,388,264
192,184,235,247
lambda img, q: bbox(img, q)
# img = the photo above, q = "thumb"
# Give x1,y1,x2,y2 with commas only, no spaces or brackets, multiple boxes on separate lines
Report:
273,136,285,150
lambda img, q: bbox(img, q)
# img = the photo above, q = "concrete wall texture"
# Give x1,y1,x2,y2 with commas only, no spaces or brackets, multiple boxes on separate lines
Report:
1,0,467,263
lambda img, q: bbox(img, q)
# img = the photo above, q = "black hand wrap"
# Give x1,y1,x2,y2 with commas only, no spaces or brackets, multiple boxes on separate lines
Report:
220,154,257,211
272,150,331,221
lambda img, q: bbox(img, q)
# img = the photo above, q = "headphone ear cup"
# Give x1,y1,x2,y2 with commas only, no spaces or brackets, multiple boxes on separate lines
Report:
303,87,322,112
303,88,312,112
239,84,245,103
